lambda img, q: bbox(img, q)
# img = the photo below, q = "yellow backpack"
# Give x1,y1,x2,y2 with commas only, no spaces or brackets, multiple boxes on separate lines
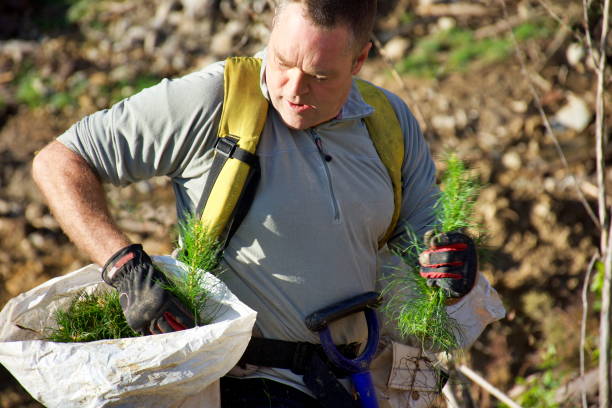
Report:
200,57,404,249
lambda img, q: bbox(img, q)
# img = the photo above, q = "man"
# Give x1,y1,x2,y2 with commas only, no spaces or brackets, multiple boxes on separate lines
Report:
32,0,479,406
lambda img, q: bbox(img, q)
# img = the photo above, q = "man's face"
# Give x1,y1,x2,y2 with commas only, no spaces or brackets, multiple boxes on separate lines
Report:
265,3,371,130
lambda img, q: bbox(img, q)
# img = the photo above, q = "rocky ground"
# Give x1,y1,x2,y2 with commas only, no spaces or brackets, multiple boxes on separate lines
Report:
0,0,610,407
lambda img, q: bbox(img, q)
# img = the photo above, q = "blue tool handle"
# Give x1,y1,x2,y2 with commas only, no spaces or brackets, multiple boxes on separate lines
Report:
319,307,380,373
307,292,382,408
305,291,382,332
351,371,379,408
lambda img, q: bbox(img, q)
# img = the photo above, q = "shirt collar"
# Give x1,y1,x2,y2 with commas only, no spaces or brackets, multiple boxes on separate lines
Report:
255,48,375,125
255,49,271,101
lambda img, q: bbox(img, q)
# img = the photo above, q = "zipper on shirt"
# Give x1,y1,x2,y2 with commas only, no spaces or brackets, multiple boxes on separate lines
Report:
308,129,340,223
314,137,333,162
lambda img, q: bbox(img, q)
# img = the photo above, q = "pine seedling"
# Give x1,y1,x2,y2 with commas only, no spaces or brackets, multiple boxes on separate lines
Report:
163,213,222,325
433,154,480,234
47,290,139,342
383,154,481,354
384,264,462,353
176,213,221,273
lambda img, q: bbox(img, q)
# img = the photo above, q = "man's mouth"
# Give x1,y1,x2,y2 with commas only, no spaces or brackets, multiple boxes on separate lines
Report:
287,101,314,113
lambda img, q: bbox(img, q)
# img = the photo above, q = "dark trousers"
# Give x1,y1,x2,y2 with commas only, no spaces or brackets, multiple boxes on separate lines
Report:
220,377,324,408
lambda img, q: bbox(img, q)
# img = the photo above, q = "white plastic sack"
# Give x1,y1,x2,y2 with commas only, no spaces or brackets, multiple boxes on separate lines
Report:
447,272,506,349
0,256,257,408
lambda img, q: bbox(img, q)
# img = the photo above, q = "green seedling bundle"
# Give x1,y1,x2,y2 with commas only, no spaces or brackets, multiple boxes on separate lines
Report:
46,289,139,342
383,154,482,354
164,214,221,326
47,215,221,342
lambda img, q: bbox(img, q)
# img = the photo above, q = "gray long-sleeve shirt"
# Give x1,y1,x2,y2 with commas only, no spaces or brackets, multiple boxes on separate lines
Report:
58,56,439,392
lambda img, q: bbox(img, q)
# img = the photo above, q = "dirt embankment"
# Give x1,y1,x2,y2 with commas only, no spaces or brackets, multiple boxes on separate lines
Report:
1,0,610,406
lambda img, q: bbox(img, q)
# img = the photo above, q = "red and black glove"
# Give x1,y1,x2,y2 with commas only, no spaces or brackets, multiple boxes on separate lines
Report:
102,244,195,335
418,230,477,298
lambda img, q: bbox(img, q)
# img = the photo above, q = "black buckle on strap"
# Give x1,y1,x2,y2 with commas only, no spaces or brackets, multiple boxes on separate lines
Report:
215,136,239,158
291,342,314,375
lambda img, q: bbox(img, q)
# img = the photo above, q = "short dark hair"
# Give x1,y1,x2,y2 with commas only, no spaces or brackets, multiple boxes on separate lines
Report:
275,0,377,50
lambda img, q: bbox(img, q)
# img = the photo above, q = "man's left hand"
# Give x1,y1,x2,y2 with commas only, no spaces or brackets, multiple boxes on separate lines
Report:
418,230,477,298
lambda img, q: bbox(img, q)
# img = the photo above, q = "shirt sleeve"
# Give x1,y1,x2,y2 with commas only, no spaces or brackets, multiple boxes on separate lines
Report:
57,61,226,186
382,90,439,254
374,91,440,343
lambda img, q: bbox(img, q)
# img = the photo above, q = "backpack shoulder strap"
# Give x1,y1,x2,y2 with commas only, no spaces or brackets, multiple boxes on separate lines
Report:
217,57,268,152
199,57,268,244
356,79,404,248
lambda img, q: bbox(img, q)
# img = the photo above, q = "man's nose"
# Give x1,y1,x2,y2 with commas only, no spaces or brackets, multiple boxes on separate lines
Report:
286,69,309,96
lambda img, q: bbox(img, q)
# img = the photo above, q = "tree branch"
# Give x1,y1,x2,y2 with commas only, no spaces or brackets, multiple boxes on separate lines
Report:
600,209,612,406
582,0,598,69
593,0,610,405
536,0,584,43
582,253,598,408
457,365,523,408
594,0,610,249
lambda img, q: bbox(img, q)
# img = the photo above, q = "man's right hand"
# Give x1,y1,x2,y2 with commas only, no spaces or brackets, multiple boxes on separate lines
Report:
101,244,195,335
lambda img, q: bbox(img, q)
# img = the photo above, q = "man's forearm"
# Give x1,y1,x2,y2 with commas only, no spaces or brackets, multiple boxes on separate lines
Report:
32,141,130,266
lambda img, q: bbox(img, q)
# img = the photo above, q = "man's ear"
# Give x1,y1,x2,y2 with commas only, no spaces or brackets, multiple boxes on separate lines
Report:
351,41,372,75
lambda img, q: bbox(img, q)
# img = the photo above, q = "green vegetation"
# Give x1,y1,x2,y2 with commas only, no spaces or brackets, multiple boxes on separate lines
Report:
163,214,222,325
590,260,605,312
499,342,564,407
384,262,461,352
15,63,162,112
107,75,163,105
16,71,47,109
506,370,560,408
48,92,75,110
434,155,481,233
15,66,80,111
399,12,415,25
66,0,100,25
397,27,511,77
176,213,221,273
47,290,139,342
513,21,553,42
383,154,481,353
397,19,555,78
48,215,221,341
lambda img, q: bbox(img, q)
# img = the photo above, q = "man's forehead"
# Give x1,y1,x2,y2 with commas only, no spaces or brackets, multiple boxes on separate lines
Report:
269,8,353,64
271,44,336,75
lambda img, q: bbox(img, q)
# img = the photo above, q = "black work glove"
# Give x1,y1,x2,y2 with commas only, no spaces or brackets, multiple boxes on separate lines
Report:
101,244,195,335
418,230,477,298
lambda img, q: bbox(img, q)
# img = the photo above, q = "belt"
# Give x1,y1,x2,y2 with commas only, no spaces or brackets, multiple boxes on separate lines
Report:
238,337,361,408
